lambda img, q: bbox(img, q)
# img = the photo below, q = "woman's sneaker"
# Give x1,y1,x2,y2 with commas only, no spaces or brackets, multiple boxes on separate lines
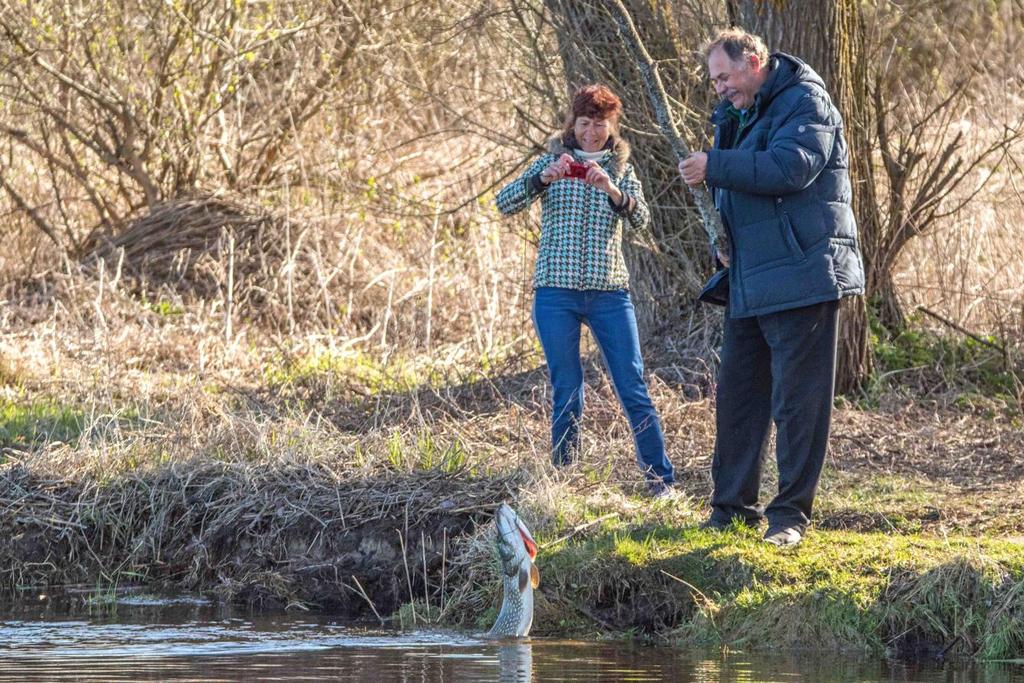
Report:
646,481,677,500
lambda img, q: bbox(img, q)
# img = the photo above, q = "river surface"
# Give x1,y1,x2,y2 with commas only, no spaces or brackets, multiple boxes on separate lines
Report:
1,597,1022,681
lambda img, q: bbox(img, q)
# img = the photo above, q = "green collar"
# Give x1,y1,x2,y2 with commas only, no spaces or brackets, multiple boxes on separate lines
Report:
727,103,758,128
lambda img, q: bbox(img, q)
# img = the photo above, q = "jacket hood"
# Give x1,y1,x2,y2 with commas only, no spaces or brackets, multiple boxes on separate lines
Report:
547,134,631,176
760,52,825,105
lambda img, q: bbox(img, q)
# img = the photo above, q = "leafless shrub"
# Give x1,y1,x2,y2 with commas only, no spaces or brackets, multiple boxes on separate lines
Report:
862,0,1024,332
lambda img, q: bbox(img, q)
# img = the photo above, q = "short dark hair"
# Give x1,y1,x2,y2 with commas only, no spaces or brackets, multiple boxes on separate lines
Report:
704,28,768,65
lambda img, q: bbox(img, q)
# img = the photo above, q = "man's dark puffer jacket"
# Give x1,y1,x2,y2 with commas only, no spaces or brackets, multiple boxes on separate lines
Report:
705,52,865,317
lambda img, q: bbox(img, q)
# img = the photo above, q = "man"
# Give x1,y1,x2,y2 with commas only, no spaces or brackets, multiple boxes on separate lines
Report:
679,29,865,547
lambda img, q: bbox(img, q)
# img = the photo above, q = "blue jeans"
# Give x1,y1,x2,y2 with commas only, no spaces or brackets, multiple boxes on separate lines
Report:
532,287,674,484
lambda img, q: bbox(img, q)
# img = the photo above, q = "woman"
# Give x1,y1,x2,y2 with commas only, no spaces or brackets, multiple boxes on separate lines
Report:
496,84,675,496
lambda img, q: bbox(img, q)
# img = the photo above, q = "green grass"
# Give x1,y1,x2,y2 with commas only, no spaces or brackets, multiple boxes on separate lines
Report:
140,298,185,317
815,472,945,533
0,396,85,449
865,310,1022,414
380,429,474,474
262,348,467,397
524,500,1024,658
260,343,542,401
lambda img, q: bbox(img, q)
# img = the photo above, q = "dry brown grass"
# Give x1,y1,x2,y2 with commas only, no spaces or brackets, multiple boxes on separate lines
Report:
1,443,522,612
0,1,1022,638
1,258,1022,615
896,131,1024,350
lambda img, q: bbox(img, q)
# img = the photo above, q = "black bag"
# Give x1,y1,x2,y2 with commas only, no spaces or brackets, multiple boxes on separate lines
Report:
697,268,729,306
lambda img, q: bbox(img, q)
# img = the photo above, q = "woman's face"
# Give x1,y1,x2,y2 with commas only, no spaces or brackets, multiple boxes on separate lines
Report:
573,115,614,153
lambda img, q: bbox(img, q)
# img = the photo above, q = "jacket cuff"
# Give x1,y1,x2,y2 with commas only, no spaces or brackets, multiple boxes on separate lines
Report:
608,192,632,214
705,150,721,187
529,173,548,195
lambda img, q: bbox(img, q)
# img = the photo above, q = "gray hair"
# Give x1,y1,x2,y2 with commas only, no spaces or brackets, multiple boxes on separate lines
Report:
704,28,769,65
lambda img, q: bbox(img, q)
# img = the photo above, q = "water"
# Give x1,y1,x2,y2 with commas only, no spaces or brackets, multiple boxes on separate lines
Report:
1,597,1022,681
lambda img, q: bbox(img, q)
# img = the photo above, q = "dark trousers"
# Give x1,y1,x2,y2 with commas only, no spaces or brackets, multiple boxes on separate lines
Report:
711,299,839,531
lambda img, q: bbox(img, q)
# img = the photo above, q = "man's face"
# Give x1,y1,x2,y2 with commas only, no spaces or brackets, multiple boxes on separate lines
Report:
707,47,765,110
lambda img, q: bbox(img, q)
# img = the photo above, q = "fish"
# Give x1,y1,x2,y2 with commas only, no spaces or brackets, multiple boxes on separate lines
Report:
487,503,539,638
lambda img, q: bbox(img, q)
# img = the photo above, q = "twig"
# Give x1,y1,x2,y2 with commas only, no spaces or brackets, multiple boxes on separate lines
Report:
917,306,1004,352
0,170,63,251
938,634,963,660
440,527,448,615
421,529,430,621
659,569,711,604
348,575,385,626
397,527,416,625
833,433,887,464
601,0,728,256
224,228,235,342
539,512,619,550
660,569,720,636
425,206,440,352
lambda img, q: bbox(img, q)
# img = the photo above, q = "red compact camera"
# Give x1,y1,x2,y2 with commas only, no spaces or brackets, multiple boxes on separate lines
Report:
565,161,590,179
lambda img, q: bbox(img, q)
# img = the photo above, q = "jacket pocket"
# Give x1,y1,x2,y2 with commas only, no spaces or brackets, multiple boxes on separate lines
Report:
780,213,806,261
741,213,807,277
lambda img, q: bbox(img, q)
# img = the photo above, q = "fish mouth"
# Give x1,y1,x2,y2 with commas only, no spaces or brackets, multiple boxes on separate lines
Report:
516,517,537,561
495,503,538,561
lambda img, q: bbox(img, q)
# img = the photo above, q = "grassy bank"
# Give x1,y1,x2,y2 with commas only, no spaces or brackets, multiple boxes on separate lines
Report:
5,440,1023,660
518,511,1024,659
2,268,1023,661
0,0,1021,663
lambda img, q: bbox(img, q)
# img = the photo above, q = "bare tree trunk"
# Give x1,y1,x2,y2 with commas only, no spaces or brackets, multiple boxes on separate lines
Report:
542,0,719,336
830,0,875,394
726,0,835,86
727,0,873,394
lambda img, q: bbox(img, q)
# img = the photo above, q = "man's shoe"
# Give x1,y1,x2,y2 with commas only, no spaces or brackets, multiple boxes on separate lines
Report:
763,526,803,547
699,516,760,531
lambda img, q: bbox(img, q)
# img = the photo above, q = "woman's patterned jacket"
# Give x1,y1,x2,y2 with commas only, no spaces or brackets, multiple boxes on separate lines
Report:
495,136,650,291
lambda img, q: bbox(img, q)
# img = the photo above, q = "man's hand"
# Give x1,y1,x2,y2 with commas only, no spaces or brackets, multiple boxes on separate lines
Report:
679,152,708,187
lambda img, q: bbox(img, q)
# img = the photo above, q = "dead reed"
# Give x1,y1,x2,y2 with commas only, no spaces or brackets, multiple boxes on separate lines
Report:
0,447,522,613
0,0,1021,657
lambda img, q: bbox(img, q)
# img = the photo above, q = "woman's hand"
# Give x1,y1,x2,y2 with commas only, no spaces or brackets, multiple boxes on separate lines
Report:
582,161,626,207
539,153,575,185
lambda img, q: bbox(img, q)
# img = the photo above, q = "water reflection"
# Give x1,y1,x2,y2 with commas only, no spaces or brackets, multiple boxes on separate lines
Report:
498,642,532,682
0,602,1022,682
